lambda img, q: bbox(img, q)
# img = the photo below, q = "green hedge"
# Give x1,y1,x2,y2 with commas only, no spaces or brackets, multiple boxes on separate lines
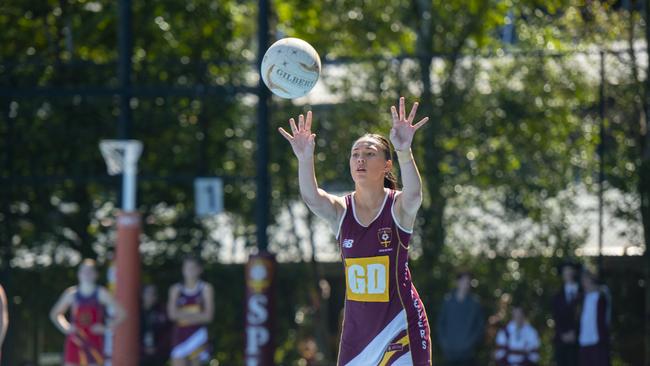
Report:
1,255,643,365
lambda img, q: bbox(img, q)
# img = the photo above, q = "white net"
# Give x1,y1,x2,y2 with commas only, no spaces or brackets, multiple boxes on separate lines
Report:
99,140,143,175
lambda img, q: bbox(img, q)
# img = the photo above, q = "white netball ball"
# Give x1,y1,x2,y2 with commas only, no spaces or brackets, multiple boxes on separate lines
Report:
260,38,321,99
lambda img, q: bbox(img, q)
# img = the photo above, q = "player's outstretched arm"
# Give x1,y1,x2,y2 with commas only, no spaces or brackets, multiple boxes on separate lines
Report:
278,111,344,230
390,97,429,230
0,285,7,347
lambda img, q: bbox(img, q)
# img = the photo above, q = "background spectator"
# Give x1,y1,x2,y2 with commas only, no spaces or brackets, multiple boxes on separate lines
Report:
552,261,581,366
436,271,485,366
578,269,611,366
494,305,540,366
140,284,171,366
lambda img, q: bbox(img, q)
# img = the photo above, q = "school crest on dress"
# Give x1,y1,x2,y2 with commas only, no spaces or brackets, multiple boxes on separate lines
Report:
377,227,392,248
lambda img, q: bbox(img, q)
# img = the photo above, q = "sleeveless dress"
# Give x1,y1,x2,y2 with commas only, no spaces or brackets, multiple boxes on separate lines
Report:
170,281,210,362
64,287,105,365
337,189,432,366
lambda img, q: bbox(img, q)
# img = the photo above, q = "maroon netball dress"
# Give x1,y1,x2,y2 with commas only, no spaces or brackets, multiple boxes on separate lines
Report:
170,281,210,362
337,189,432,366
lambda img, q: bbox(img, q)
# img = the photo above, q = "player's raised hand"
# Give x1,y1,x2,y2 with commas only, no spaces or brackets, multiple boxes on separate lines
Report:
278,111,316,162
389,97,429,151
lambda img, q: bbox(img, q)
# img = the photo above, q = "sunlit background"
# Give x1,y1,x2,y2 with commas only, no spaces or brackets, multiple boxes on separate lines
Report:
0,0,648,365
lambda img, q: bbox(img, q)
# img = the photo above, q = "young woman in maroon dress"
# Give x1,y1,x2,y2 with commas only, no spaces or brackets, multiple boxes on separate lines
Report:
279,97,432,365
0,284,7,362
167,256,214,366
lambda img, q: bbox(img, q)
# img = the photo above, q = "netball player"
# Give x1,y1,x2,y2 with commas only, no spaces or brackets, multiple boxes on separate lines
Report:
0,283,7,362
278,97,432,365
49,259,126,366
167,256,214,366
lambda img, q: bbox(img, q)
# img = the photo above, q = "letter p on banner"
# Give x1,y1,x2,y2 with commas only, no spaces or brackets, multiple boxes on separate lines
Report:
245,252,276,366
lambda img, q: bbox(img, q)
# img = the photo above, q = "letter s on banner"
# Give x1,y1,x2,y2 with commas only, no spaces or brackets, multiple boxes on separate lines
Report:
247,294,268,325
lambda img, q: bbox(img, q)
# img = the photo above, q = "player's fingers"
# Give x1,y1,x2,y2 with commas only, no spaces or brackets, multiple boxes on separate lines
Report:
309,133,316,144
290,118,298,134
305,111,313,131
298,114,305,131
278,127,293,141
413,117,429,131
399,97,405,121
408,102,419,123
390,106,399,124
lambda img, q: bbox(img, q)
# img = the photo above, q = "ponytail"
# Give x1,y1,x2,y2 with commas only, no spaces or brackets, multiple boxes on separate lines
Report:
384,171,398,189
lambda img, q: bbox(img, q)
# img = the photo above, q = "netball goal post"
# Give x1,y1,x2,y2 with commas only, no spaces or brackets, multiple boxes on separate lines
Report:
99,139,143,366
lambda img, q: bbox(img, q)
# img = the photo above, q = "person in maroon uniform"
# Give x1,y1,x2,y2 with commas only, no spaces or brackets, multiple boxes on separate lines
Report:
167,256,214,366
552,261,580,366
50,259,126,366
0,284,7,362
578,269,610,366
279,97,432,365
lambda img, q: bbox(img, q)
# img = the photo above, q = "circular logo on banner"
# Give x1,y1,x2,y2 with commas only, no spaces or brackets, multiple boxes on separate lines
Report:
248,259,271,293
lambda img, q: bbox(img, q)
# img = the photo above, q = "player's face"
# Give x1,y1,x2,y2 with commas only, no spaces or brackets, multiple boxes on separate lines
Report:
182,260,202,281
77,264,98,285
350,139,390,185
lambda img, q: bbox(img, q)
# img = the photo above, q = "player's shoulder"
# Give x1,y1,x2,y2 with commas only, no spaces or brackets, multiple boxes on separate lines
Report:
201,281,214,292
96,286,114,301
63,286,78,295
169,283,182,293
60,286,79,301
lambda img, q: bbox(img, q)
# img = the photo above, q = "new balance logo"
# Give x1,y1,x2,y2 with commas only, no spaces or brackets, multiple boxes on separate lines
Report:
343,239,354,248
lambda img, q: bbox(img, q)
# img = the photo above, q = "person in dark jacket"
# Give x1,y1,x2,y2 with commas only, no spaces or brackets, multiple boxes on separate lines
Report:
436,271,485,366
552,261,580,366
578,269,610,366
140,284,171,366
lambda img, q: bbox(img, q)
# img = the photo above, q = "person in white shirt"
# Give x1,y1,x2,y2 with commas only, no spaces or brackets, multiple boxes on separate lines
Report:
578,270,610,366
494,305,540,366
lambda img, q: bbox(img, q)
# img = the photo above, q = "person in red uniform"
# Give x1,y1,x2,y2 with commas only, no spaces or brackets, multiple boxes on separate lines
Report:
50,259,126,366
167,256,214,366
